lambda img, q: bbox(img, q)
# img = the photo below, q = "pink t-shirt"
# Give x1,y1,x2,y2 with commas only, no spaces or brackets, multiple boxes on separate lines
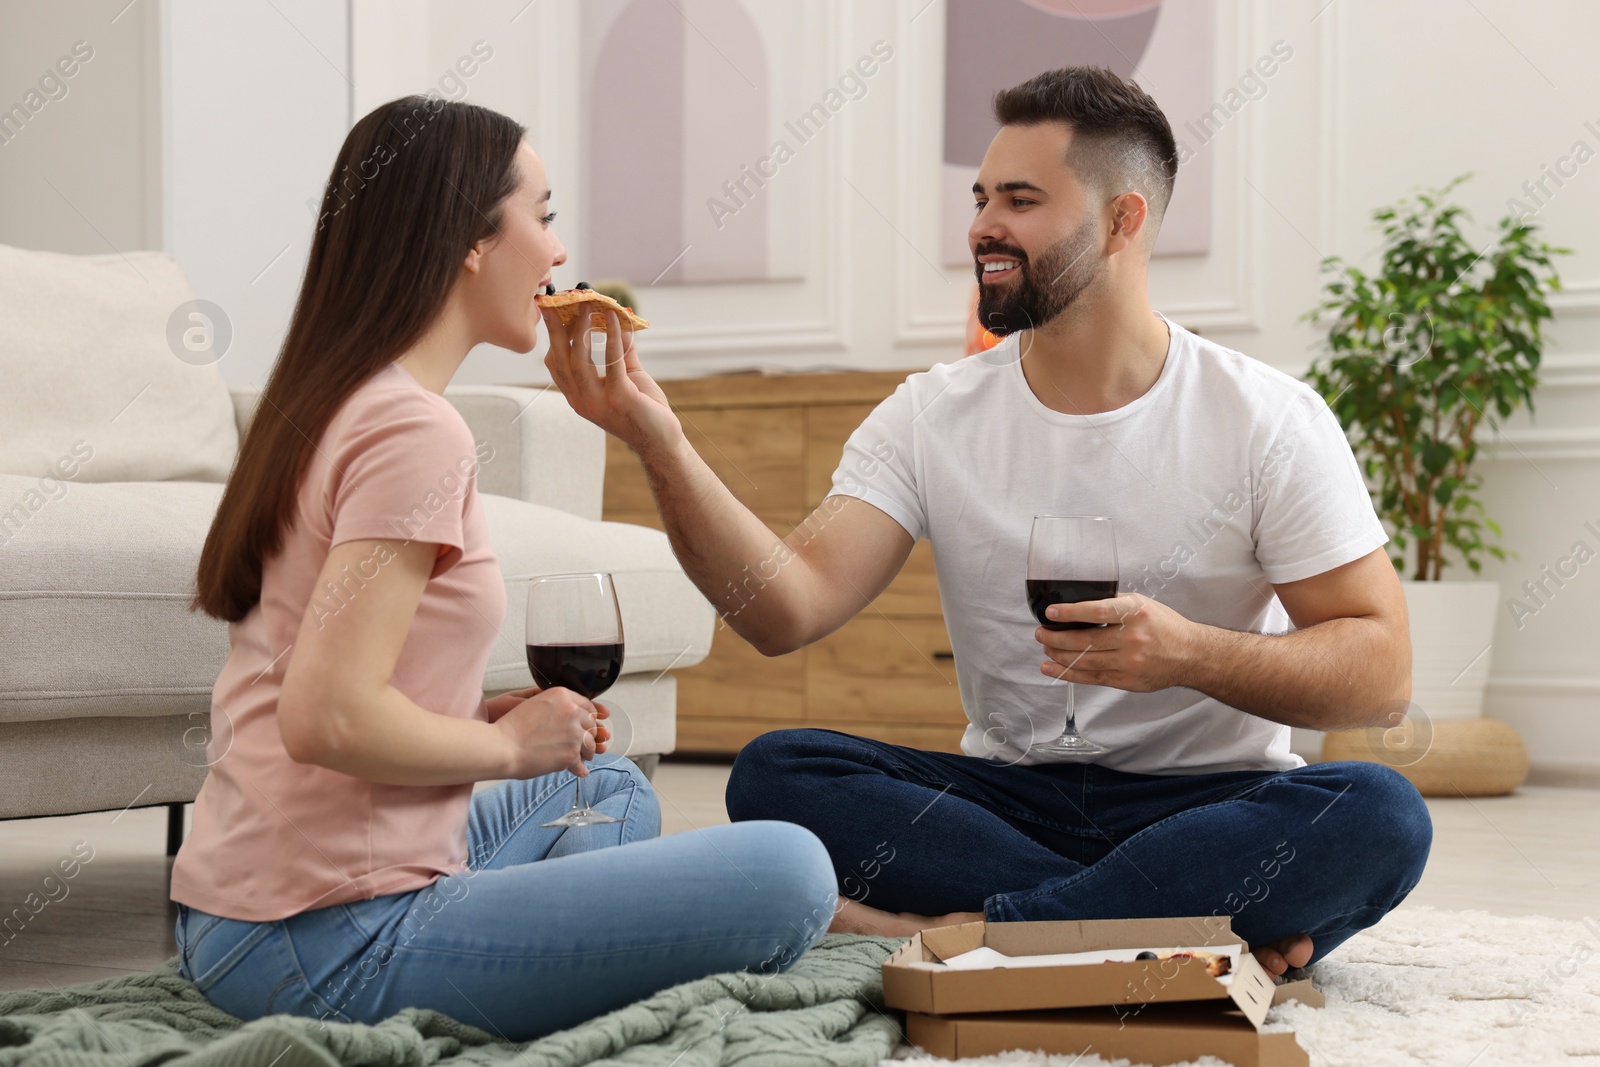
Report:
171,362,507,921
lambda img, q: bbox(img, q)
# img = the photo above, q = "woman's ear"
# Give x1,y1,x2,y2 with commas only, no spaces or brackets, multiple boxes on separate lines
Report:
462,242,483,274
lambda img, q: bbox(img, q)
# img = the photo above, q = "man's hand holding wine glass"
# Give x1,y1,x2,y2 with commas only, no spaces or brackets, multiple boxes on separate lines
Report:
1035,590,1200,694
489,685,612,780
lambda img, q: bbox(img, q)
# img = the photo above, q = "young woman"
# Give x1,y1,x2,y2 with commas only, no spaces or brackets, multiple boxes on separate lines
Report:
172,96,837,1042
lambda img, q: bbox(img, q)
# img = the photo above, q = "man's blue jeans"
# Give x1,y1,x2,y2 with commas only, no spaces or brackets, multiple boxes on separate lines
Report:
725,729,1432,965
174,754,837,1041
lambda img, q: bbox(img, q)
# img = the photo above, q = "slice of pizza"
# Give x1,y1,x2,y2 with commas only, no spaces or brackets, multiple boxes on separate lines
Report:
1134,948,1233,978
535,283,650,331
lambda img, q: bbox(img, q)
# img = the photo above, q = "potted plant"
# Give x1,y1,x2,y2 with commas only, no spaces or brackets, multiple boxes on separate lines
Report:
590,279,639,316
1300,173,1569,792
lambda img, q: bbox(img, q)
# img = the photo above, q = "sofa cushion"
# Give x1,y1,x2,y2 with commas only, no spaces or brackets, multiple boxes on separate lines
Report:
0,476,713,726
0,244,239,483
0,477,226,724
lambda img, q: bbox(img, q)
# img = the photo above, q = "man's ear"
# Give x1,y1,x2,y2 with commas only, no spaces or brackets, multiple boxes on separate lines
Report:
1107,191,1149,253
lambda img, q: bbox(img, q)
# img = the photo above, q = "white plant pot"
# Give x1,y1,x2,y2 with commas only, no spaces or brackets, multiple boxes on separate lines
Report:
1400,579,1501,721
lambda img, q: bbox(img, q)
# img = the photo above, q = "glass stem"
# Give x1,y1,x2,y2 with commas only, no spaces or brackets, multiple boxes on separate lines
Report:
1065,681,1077,732
573,768,586,811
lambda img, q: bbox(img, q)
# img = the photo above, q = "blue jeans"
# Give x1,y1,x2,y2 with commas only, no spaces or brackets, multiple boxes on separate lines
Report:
725,729,1432,965
174,754,837,1041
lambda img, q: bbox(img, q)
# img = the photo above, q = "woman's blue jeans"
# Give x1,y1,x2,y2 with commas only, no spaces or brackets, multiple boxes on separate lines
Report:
174,754,837,1042
726,729,1434,966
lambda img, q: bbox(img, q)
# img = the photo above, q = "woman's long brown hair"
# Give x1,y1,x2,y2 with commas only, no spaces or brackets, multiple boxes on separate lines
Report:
192,95,525,622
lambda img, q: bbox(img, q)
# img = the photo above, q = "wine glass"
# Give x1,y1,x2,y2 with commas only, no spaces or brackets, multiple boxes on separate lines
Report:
1026,515,1119,758
525,572,625,826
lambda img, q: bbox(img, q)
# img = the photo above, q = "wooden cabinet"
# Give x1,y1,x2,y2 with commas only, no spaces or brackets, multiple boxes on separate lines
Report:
601,370,968,755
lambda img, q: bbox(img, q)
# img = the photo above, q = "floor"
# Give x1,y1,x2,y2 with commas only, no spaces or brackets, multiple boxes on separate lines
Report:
1,759,1596,993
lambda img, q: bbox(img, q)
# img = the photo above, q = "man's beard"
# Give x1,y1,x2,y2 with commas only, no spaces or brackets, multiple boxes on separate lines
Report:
975,215,1102,336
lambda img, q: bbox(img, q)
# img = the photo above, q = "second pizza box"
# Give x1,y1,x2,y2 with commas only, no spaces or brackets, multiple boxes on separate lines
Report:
882,916,1322,1067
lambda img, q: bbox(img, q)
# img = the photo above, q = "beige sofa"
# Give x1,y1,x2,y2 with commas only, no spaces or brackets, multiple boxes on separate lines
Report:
0,243,713,854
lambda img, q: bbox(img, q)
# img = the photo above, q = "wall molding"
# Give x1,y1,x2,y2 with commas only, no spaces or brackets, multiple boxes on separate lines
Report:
1316,0,1343,262
157,0,174,253
1538,352,1600,389
144,0,166,251
1487,673,1600,697
1475,352,1600,460
1483,672,1600,777
1485,426,1600,462
890,0,961,348
1548,279,1600,315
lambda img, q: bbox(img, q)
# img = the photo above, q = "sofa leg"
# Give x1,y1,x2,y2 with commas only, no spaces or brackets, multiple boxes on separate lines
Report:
166,803,185,857
633,754,660,781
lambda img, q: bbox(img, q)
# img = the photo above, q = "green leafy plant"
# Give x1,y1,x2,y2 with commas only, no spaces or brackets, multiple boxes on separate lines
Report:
1301,173,1570,580
591,279,639,313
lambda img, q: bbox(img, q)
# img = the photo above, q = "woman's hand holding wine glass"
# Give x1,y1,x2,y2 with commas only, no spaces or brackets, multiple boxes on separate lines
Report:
522,572,627,827
492,690,611,780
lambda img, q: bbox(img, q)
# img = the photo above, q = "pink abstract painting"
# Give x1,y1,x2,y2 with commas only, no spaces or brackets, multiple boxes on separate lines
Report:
583,0,772,285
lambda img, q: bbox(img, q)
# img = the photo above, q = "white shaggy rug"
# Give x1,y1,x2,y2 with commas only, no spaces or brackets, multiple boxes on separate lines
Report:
881,905,1600,1066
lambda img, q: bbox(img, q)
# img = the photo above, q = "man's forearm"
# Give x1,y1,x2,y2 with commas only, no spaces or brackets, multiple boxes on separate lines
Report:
1181,617,1410,731
636,435,810,654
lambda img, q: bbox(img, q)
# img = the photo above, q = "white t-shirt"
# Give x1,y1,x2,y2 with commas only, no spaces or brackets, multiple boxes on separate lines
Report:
828,313,1388,775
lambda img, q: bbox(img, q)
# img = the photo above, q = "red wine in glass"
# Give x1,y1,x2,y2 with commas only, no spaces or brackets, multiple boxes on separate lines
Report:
1026,516,1119,758
525,573,624,827
1028,579,1120,631
526,643,623,701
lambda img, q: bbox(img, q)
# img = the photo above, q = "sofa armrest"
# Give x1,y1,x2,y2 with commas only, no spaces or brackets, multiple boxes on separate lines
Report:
444,385,605,520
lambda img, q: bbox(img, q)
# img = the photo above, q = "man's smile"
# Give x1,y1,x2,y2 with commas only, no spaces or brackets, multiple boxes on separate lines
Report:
978,253,1023,282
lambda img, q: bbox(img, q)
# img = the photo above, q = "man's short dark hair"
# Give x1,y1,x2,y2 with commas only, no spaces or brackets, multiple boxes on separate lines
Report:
993,66,1178,237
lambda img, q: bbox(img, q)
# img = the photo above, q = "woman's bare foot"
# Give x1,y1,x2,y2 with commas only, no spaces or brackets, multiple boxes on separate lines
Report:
1252,933,1313,977
827,898,985,938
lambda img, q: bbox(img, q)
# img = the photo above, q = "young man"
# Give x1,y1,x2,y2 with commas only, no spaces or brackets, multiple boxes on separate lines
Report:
541,66,1431,976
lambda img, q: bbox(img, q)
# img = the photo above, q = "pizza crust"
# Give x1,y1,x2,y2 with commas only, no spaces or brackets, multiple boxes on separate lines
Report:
1155,949,1232,977
534,288,650,331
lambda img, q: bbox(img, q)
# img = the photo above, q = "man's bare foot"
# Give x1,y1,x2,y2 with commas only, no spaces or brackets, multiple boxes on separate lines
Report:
827,898,985,938
1252,933,1313,977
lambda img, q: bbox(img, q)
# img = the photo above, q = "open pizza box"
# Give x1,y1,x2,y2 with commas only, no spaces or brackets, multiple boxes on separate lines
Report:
882,916,1323,1067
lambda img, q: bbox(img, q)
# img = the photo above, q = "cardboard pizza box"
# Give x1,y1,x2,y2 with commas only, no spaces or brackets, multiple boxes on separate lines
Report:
883,916,1277,1019
905,1002,1308,1067
883,916,1318,1066
1272,976,1324,1009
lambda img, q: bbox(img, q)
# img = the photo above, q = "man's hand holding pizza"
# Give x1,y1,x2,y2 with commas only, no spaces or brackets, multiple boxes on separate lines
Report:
537,288,682,461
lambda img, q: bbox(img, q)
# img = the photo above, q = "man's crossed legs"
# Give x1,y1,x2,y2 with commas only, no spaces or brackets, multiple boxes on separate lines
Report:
726,728,1432,974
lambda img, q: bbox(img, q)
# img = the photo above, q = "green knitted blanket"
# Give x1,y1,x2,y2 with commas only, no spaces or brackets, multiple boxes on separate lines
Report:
0,934,905,1067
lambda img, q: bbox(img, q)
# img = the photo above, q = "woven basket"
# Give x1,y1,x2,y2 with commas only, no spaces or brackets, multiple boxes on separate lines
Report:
1320,716,1529,797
